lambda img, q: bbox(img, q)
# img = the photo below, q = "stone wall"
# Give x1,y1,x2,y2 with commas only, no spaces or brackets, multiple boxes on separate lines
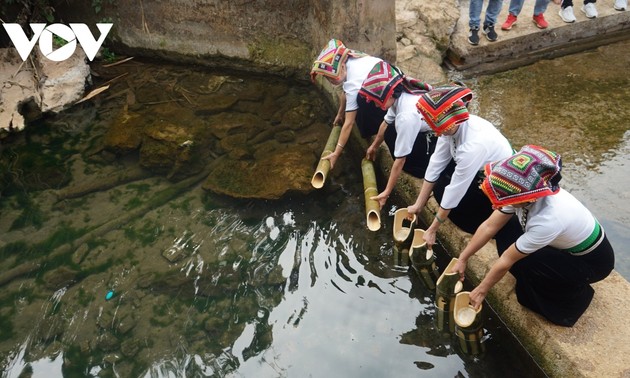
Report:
52,0,396,80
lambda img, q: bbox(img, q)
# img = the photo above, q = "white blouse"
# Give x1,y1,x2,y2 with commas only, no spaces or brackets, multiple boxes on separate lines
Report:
384,92,432,158
500,189,600,254
424,114,513,210
343,55,383,112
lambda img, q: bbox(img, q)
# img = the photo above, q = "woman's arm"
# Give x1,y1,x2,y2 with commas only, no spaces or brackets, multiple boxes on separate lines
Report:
468,243,528,309
373,156,405,208
322,110,357,169
333,91,347,126
452,210,513,279
366,120,389,161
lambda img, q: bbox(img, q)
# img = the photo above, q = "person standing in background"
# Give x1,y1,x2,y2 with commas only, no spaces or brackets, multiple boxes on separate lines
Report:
558,0,597,22
468,0,503,45
501,0,553,30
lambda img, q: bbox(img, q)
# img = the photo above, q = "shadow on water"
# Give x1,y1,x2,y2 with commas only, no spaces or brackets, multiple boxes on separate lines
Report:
0,59,548,377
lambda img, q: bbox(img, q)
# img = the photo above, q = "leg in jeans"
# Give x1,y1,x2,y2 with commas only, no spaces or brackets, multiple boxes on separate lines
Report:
469,0,483,28
484,0,504,27
508,0,526,15
534,0,550,15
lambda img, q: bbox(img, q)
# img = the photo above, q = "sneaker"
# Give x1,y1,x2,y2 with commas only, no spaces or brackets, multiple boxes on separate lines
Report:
558,6,576,23
532,13,548,29
482,24,498,42
501,13,518,30
614,0,627,11
581,3,598,18
468,27,480,45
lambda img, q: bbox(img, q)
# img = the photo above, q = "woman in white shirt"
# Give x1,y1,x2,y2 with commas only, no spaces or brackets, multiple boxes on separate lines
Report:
310,39,384,170
407,86,514,241
357,61,442,208
453,145,615,326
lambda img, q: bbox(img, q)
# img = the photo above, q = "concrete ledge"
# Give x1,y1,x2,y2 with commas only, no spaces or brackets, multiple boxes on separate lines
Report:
447,0,630,78
375,147,630,378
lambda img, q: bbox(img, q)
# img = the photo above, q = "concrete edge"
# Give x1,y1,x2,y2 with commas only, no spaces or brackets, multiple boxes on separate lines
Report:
374,145,630,378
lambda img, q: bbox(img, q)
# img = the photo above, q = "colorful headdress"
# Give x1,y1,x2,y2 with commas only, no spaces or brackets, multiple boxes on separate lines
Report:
359,61,432,108
310,39,367,82
480,145,562,209
415,86,473,135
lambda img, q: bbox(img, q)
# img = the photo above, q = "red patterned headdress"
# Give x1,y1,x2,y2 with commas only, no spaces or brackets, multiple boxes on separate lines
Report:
415,86,473,135
359,61,432,108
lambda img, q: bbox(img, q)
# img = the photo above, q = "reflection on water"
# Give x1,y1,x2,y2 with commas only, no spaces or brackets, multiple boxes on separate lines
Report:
0,60,545,377
470,40,630,279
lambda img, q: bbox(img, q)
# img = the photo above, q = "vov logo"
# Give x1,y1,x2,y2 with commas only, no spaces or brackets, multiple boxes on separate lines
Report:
2,23,113,62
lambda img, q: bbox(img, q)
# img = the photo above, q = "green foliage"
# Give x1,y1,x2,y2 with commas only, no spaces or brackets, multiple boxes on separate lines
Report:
100,47,117,63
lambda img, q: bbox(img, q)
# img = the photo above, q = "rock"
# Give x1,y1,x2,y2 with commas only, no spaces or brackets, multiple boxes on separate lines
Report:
42,266,79,290
0,47,91,134
395,0,459,84
103,110,145,154
202,144,315,199
37,48,91,113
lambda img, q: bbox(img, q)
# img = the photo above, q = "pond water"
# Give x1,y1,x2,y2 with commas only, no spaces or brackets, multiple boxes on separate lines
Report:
0,60,545,377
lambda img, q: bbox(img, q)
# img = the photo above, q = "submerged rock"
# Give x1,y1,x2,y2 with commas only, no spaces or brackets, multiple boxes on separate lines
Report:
202,145,315,199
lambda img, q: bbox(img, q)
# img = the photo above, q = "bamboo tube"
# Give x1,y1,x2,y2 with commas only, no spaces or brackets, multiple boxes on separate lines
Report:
361,158,381,231
393,208,416,250
408,229,433,266
453,291,485,356
435,258,463,333
311,125,342,189
436,257,463,300
408,228,438,289
453,291,483,329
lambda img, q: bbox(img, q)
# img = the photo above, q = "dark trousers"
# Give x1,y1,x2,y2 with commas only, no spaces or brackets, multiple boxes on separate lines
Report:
383,124,438,179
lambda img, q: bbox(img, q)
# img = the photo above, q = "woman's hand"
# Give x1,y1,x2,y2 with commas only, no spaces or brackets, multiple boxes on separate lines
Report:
423,227,437,249
452,258,467,282
370,192,389,209
334,114,345,126
407,204,423,218
366,144,377,161
321,151,339,170
469,286,487,310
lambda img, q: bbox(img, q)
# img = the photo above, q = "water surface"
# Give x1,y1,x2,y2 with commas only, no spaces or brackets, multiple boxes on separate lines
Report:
0,60,544,377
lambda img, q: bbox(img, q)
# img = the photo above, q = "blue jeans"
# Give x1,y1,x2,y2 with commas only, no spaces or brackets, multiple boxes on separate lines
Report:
509,0,550,16
469,0,504,29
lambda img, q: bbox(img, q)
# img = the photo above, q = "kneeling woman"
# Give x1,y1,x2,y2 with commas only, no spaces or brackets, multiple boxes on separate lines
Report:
453,145,615,327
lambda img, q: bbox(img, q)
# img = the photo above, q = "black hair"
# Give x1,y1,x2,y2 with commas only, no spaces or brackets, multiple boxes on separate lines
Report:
392,84,404,99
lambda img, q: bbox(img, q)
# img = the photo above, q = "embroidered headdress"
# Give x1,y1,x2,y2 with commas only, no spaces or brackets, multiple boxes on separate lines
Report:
415,86,473,135
310,39,367,82
481,145,562,208
358,61,432,108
